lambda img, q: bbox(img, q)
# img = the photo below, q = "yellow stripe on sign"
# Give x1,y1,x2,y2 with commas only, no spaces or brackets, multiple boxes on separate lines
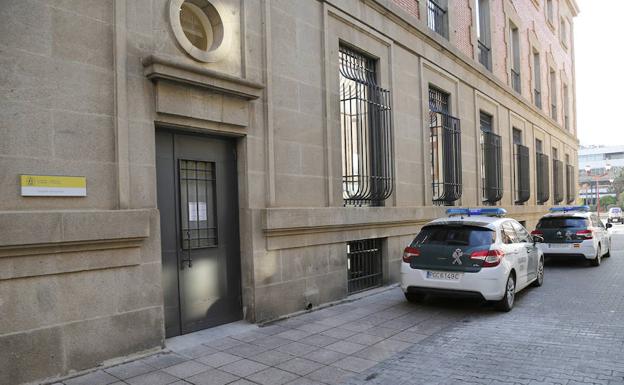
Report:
20,175,87,189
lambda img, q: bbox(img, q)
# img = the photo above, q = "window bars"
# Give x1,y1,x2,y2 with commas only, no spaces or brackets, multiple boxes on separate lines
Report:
566,164,575,203
536,153,550,204
339,45,394,206
179,160,218,251
430,89,461,205
553,159,564,204
482,131,503,204
347,238,383,294
427,0,447,38
514,144,530,204
478,40,491,70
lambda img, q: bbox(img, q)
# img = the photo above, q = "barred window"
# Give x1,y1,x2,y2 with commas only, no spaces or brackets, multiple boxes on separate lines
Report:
429,87,461,205
553,158,564,204
427,0,448,38
480,112,502,204
339,45,393,206
565,154,575,203
513,128,530,204
536,140,550,204
510,23,521,94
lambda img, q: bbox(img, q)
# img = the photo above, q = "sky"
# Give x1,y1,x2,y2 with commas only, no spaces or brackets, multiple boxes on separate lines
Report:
574,0,624,146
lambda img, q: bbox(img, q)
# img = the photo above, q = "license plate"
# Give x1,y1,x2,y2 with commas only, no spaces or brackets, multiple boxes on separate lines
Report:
426,271,463,280
548,243,572,249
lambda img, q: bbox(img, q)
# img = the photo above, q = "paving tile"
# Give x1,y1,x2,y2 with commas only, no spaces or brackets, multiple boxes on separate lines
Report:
285,378,326,385
276,341,319,357
388,331,429,344
363,326,401,338
228,380,258,385
305,348,347,365
344,333,385,346
305,365,354,385
125,370,179,385
276,357,325,376
315,317,348,327
276,329,314,341
330,356,377,373
170,382,192,385
248,349,296,366
65,371,119,385
162,361,210,379
196,352,243,367
295,322,333,334
370,339,412,353
256,324,290,336
320,328,358,339
250,335,293,349
298,334,339,348
105,361,155,380
223,342,268,358
218,358,268,377
140,352,188,369
352,345,397,362
324,341,366,355
203,337,244,351
176,344,218,359
246,367,300,385
229,330,266,343
185,368,239,385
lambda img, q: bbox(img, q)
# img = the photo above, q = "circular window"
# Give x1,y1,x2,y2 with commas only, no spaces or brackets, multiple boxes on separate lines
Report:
169,0,231,63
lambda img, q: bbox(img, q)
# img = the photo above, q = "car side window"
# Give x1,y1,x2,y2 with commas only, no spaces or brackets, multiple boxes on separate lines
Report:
511,222,530,243
501,222,518,244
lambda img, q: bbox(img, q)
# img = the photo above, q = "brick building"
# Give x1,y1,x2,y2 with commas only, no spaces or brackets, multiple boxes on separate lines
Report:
0,0,579,383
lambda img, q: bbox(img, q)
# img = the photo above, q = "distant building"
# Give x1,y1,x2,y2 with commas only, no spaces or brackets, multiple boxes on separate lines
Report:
578,145,624,203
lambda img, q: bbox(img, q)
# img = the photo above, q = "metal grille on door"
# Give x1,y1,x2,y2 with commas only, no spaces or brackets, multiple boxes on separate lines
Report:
179,160,218,256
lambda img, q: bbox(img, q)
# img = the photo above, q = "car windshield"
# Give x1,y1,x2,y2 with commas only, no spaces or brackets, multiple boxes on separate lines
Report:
537,217,589,229
412,225,495,247
610,208,621,214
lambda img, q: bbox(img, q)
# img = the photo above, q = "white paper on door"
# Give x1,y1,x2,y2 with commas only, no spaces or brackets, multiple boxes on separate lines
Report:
188,202,207,221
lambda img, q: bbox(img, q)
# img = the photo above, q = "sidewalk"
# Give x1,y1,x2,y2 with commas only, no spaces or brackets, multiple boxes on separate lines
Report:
55,287,471,385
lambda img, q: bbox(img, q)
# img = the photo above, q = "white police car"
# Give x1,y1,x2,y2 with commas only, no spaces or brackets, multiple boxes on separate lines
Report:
531,206,611,267
401,208,544,311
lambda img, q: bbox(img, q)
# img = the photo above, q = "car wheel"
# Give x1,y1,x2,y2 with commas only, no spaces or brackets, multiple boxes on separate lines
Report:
590,245,602,267
404,292,426,303
495,274,515,312
532,257,544,287
605,241,611,258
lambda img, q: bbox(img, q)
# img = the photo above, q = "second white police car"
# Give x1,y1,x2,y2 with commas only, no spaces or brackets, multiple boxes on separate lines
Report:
401,208,544,312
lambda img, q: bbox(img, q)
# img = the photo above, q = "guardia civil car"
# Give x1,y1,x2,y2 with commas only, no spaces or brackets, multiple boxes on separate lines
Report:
531,206,611,267
401,208,544,311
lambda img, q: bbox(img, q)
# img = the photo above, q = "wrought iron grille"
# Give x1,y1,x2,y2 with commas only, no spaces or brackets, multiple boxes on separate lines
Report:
478,40,491,70
430,111,462,205
179,159,217,250
339,45,394,206
347,238,383,294
427,0,447,38
553,159,564,203
514,144,530,204
566,164,575,203
511,68,521,93
536,153,550,204
481,131,503,204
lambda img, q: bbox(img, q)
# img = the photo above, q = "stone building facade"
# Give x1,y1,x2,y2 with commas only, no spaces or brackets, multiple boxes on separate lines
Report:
0,0,578,383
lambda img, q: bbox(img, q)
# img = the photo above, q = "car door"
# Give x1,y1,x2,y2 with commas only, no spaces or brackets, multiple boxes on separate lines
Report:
501,221,527,283
592,214,608,255
512,221,538,283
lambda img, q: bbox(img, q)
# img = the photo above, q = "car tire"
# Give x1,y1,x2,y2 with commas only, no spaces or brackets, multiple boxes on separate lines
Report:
605,241,611,258
590,245,602,267
495,274,515,312
531,257,544,287
404,292,426,303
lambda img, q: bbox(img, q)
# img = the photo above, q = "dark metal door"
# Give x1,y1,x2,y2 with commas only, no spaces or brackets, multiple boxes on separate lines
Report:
156,130,242,337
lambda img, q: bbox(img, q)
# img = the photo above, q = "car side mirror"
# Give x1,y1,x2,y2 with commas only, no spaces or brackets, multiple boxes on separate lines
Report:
606,223,613,229
532,235,544,243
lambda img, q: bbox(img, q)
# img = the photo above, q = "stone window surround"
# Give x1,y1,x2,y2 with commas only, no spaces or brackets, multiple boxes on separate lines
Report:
168,0,232,63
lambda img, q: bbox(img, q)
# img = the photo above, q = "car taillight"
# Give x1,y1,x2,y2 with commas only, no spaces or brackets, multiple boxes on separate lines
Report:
403,247,420,263
576,229,593,240
470,249,505,267
531,230,544,236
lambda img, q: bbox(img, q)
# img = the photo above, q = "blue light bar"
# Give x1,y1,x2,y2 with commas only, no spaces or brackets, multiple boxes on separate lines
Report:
549,205,590,213
446,208,507,217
